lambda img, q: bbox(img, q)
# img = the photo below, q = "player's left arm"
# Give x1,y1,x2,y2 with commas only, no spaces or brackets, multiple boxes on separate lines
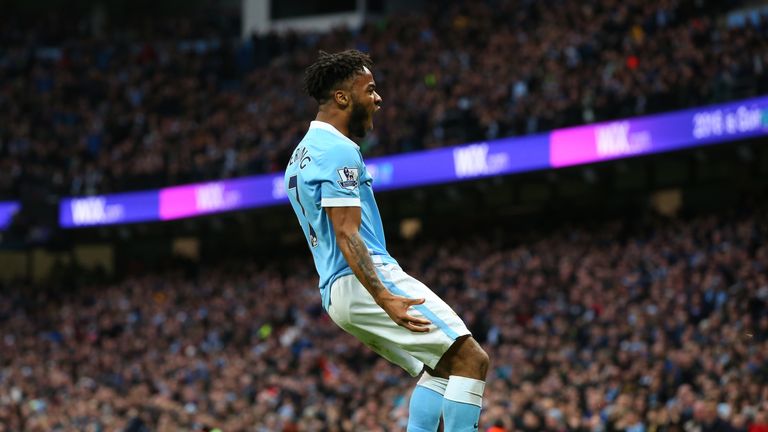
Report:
318,144,430,332
326,205,431,332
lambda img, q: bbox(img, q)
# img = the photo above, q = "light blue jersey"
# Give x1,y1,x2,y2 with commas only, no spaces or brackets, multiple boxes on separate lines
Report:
285,121,398,309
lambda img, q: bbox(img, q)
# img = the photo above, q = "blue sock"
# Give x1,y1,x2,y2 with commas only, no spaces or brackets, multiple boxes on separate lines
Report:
442,376,485,432
407,373,448,432
407,386,443,432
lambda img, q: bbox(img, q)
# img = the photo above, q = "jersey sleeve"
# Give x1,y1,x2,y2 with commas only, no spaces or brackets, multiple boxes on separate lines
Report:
317,143,363,208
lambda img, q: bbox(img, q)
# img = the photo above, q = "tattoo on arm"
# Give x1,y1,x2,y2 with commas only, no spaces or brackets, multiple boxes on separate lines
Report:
342,232,387,299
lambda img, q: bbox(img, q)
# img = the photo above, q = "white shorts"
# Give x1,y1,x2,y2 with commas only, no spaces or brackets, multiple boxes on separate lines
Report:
327,263,471,377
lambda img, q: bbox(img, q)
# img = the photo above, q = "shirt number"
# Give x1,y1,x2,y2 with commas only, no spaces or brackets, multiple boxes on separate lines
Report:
288,175,318,247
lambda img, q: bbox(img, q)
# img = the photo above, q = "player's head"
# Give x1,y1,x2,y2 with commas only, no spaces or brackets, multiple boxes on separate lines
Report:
303,49,382,138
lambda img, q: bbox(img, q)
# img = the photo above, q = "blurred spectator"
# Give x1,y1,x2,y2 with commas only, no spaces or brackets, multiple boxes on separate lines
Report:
2,0,766,198
1,209,768,430
751,412,768,432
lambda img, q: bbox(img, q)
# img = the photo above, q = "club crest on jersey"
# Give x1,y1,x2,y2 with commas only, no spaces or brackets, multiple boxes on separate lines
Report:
337,167,359,190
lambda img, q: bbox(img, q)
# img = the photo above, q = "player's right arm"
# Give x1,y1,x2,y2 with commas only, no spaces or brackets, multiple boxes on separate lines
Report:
326,205,431,333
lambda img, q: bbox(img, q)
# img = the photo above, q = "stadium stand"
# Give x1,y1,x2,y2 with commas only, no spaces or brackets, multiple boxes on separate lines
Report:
2,210,768,431
2,0,768,431
1,0,766,198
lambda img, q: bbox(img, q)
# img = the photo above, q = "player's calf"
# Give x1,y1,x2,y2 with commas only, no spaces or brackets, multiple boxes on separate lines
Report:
434,336,489,432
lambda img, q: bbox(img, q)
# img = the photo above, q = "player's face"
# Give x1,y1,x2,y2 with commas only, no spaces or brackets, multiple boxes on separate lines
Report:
348,67,381,138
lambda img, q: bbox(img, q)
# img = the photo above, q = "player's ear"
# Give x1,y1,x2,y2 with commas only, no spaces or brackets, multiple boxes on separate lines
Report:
333,89,350,109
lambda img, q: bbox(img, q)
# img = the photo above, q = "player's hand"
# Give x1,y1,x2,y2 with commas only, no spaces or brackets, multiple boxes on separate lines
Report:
375,292,432,333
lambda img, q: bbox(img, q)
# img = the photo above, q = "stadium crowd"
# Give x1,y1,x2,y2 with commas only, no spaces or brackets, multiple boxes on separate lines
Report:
2,0,767,198
1,210,768,431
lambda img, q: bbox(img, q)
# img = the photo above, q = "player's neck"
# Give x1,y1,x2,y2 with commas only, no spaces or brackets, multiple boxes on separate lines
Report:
314,112,351,139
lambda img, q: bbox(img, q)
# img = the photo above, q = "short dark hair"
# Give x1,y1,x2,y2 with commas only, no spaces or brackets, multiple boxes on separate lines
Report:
303,50,373,104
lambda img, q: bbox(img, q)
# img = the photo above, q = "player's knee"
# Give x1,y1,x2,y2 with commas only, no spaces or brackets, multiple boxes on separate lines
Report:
436,336,489,380
460,338,489,379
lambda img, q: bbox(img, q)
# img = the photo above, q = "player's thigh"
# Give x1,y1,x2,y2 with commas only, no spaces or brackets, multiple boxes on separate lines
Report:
331,265,471,370
376,263,471,344
327,274,423,376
